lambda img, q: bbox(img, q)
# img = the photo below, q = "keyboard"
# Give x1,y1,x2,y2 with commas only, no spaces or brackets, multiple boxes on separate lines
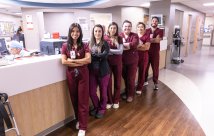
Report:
0,59,15,66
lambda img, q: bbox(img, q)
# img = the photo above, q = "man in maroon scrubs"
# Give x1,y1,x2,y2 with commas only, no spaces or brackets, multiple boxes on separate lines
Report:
145,16,163,90
119,20,139,102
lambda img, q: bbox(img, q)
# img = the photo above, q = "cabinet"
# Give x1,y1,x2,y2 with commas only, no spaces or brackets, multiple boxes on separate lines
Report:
40,39,66,55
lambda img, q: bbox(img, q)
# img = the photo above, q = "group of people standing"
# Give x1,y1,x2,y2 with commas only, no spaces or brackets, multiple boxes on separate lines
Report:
61,16,163,136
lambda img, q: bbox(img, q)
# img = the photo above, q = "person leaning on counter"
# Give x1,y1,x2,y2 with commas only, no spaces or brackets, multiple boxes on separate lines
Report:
61,23,91,136
9,40,30,57
89,24,110,119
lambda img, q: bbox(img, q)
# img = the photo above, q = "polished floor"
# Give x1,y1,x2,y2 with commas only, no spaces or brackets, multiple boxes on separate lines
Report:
161,45,214,136
47,46,213,136
47,81,204,136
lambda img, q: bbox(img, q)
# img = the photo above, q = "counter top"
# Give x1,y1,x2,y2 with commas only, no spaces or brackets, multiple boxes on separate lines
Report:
0,55,66,96
160,39,167,51
41,39,66,42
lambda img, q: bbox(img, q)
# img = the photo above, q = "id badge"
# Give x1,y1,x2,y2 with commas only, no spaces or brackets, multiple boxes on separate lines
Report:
122,38,126,43
150,34,153,38
70,50,76,59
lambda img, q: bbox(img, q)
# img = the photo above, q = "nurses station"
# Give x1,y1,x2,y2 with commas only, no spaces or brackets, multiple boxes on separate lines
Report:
2,0,204,135
0,42,167,136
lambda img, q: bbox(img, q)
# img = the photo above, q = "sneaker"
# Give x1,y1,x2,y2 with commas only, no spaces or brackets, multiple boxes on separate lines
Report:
95,113,104,119
76,121,79,130
121,94,127,100
154,84,158,90
126,97,133,103
106,104,113,109
143,81,149,86
78,130,86,136
89,109,96,116
113,103,119,109
136,90,142,95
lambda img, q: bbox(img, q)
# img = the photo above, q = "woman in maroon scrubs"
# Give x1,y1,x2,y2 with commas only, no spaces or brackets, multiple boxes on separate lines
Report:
119,20,139,102
136,22,150,95
104,22,123,109
89,24,110,118
61,23,91,136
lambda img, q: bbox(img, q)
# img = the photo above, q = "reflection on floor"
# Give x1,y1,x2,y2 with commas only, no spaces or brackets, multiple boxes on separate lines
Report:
160,46,214,136
47,80,204,136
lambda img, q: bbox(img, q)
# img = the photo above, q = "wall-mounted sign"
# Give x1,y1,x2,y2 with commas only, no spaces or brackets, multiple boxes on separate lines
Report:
26,15,34,30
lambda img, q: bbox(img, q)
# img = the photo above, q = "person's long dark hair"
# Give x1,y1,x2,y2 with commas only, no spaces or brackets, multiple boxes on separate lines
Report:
16,26,22,35
107,22,119,37
90,24,104,48
67,23,83,50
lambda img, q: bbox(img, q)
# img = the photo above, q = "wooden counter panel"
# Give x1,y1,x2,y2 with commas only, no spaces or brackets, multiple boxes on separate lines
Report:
7,81,73,136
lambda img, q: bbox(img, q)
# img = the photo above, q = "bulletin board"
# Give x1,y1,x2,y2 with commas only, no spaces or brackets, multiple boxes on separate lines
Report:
0,21,15,37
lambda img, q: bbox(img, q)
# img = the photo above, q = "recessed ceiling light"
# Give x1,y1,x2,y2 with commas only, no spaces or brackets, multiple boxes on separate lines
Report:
141,2,150,7
203,2,214,6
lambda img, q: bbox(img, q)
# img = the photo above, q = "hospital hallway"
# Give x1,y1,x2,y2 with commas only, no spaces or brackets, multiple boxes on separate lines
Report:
160,45,214,136
47,47,214,136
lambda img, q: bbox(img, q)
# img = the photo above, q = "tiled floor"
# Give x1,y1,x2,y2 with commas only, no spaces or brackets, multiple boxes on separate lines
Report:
159,46,214,136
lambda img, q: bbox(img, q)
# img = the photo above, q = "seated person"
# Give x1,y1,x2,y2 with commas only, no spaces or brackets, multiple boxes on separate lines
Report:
9,41,30,57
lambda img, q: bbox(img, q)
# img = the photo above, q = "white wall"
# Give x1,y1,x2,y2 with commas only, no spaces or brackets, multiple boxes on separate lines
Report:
44,12,75,37
22,9,41,50
21,6,148,50
121,7,149,32
204,16,214,28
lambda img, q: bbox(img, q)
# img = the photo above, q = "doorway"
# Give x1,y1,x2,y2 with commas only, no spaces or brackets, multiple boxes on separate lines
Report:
184,14,192,57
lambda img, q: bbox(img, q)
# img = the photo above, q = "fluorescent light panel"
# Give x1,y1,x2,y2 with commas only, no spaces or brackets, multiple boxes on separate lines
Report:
203,2,214,6
141,2,150,7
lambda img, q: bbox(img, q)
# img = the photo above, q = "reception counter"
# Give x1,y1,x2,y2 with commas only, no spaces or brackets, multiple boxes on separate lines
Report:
1,41,167,135
0,55,66,96
0,55,73,136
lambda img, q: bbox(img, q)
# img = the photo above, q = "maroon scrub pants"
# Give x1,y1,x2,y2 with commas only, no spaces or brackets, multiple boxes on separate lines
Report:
66,67,89,130
89,69,110,114
145,47,160,84
137,51,149,91
122,62,138,98
107,59,122,104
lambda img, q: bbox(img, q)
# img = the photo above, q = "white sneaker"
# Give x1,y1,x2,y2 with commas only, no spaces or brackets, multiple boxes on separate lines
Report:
113,103,119,109
76,121,79,130
78,130,85,136
106,104,113,109
154,84,159,90
136,91,142,95
143,81,148,86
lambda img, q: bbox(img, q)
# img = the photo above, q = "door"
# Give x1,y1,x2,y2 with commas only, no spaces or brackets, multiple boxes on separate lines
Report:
184,14,192,57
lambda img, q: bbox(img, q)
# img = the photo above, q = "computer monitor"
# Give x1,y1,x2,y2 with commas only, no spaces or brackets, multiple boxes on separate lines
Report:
0,38,9,55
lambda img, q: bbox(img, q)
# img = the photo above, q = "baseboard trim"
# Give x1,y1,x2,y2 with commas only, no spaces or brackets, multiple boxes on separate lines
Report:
36,116,75,136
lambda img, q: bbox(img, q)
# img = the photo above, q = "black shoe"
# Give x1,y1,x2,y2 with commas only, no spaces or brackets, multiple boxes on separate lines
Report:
95,113,104,119
154,84,158,90
121,93,127,100
89,109,97,116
